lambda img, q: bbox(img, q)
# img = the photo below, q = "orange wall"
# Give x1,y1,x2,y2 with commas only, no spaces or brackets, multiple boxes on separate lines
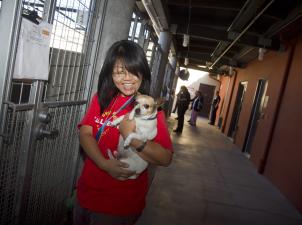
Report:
223,50,290,150
222,34,302,212
215,75,229,126
263,35,302,212
220,72,237,133
246,50,291,166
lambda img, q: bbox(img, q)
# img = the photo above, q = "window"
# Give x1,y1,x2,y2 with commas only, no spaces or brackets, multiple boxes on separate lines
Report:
50,0,92,52
128,12,142,43
22,0,92,52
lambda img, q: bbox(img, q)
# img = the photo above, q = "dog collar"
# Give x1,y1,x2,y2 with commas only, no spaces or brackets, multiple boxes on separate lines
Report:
145,115,157,120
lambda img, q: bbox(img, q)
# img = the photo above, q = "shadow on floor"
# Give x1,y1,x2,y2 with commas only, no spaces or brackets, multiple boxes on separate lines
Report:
136,114,302,225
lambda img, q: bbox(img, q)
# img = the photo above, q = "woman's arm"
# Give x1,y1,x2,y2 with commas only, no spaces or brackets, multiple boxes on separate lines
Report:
131,139,173,166
119,114,173,166
79,125,135,180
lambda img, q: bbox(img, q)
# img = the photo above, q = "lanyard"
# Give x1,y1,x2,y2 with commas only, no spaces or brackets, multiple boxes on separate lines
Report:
95,95,135,141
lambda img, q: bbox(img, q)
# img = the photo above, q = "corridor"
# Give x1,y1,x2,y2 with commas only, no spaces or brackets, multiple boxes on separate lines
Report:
136,115,302,225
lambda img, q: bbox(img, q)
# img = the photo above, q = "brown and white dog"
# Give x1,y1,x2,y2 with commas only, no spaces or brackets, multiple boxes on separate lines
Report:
108,94,158,179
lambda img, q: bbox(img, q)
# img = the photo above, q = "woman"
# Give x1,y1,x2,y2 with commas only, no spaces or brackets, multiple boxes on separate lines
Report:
74,40,173,225
188,90,203,126
209,91,221,125
173,86,191,133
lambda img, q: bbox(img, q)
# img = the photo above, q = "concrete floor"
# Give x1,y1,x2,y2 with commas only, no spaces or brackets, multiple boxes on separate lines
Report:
136,114,302,225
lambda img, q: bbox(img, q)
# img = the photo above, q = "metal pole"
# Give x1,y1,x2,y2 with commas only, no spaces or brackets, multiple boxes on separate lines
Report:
0,0,23,138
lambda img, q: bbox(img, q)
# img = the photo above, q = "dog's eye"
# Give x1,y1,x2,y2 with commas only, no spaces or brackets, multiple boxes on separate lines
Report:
134,101,139,106
143,104,149,109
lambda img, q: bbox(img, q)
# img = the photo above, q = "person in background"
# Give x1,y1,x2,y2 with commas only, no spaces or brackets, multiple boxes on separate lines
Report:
172,89,181,116
188,90,203,126
74,40,173,225
173,85,191,133
209,90,221,125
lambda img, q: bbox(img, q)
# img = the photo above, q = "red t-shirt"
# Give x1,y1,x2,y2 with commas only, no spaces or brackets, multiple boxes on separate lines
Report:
77,94,173,215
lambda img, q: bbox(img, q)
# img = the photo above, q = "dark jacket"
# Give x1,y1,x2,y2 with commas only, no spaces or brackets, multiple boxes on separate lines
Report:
178,91,191,110
192,96,203,111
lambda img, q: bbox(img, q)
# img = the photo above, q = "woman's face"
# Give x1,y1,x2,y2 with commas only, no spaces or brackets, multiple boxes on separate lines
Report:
112,60,142,96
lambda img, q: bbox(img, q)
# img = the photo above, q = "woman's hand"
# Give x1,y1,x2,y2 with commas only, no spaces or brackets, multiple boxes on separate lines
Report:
119,114,135,139
102,159,135,181
79,125,135,181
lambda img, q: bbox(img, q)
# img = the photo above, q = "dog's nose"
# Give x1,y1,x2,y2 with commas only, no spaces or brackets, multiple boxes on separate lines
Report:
135,108,140,115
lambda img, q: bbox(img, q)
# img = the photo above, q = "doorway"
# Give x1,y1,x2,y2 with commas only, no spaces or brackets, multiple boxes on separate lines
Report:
198,83,216,117
242,79,268,155
228,81,248,140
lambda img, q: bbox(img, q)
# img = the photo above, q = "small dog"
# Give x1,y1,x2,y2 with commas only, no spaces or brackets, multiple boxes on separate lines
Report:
108,94,158,179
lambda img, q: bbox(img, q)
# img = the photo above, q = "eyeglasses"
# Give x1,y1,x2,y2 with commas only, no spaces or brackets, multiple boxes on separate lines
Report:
112,70,140,80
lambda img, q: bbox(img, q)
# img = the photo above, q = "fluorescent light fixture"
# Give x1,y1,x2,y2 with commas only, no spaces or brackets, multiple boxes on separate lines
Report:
183,34,189,47
258,47,266,61
197,65,207,68
229,66,233,75
184,57,189,66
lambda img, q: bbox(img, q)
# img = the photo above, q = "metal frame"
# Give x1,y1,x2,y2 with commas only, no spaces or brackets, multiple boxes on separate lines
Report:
149,45,163,96
0,0,105,224
0,0,23,135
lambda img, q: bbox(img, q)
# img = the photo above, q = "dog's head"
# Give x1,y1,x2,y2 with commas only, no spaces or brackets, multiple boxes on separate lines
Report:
133,95,157,118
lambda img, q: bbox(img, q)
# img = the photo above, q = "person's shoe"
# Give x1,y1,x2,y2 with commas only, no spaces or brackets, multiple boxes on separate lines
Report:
175,117,178,120
187,120,191,122
189,123,196,126
173,129,181,133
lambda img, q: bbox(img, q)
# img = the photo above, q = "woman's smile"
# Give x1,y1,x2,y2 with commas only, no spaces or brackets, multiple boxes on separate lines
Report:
112,61,142,96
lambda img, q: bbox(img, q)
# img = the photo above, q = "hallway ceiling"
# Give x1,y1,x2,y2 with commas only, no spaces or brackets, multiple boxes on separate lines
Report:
141,0,302,74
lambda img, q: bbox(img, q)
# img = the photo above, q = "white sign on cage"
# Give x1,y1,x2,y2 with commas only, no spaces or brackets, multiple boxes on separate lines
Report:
13,17,52,80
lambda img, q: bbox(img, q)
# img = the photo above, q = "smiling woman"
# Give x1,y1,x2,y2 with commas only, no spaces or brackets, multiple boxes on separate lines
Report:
74,40,173,225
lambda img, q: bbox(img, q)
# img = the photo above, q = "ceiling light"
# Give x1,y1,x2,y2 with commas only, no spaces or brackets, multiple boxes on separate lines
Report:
184,57,189,66
197,65,207,68
183,0,191,48
183,34,189,47
258,47,266,61
229,66,233,75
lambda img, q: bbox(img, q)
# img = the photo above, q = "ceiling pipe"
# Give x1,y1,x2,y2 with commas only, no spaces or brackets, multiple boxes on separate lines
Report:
142,0,177,55
209,0,275,69
142,0,162,35
211,0,250,58
142,0,168,36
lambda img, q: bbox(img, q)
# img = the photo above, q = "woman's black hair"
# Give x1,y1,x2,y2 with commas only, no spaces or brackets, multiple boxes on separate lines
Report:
97,40,151,113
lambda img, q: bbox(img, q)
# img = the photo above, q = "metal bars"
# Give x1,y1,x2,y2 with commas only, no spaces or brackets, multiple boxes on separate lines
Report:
23,103,85,225
46,0,94,102
0,0,99,224
0,108,31,225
